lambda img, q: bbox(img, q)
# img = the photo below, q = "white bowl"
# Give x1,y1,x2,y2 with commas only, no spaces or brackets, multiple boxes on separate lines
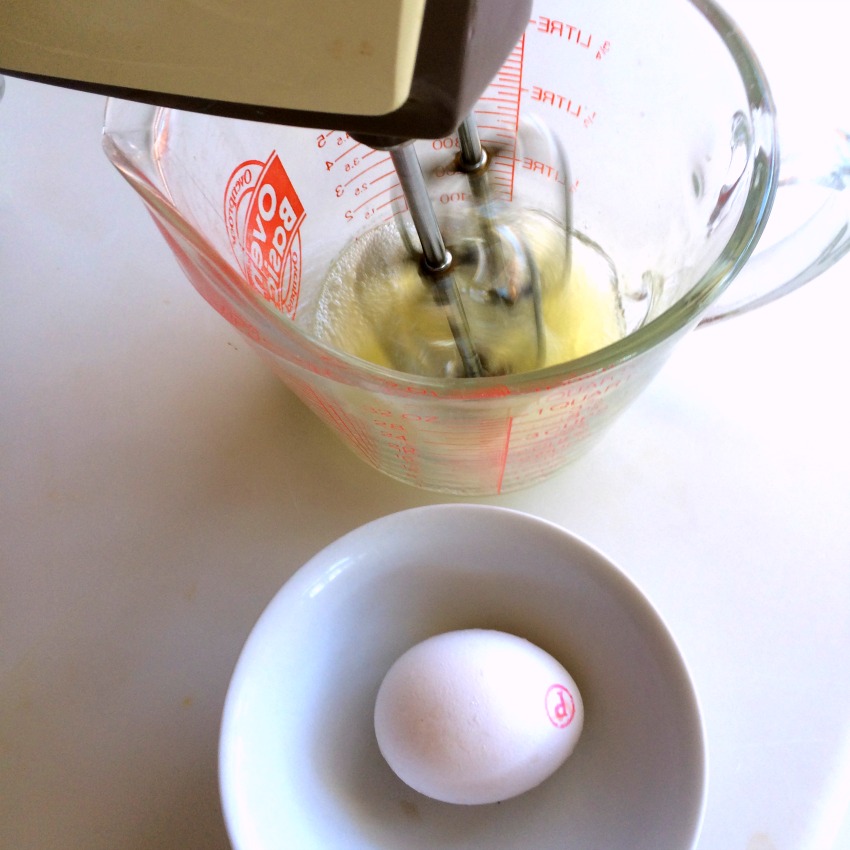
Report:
219,505,706,850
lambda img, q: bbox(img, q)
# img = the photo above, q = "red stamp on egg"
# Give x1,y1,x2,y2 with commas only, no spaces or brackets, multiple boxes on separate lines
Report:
545,683,576,728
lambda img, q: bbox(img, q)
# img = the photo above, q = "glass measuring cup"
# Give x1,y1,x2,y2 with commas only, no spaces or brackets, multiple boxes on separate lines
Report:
103,0,850,495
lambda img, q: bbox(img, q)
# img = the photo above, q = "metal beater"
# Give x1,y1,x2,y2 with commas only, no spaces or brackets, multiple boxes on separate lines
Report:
386,114,572,376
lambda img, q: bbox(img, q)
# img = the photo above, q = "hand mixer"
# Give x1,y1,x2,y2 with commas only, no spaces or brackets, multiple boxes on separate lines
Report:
1,0,570,378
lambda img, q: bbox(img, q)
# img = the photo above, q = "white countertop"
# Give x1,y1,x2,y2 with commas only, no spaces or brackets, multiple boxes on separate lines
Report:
2,4,850,847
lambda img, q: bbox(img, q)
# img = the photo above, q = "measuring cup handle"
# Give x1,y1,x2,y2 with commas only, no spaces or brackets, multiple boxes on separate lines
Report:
699,126,850,326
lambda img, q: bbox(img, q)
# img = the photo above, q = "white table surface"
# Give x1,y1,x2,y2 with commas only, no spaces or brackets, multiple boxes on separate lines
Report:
2,3,849,847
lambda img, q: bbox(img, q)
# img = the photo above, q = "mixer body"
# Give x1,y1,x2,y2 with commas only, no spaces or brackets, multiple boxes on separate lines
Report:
0,0,532,142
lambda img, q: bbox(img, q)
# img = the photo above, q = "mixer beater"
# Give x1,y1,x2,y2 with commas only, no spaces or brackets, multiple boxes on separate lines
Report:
382,112,572,377
387,134,486,377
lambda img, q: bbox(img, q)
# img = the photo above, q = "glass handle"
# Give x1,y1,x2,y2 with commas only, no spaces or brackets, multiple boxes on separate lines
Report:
699,119,850,325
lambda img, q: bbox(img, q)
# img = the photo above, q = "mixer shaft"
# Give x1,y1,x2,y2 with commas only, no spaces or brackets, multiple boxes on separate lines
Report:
381,112,571,378
389,141,485,378
456,116,515,303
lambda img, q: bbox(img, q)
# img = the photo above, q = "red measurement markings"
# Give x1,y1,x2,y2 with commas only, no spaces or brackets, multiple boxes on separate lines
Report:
316,130,353,158
334,141,360,163
473,34,526,202
530,85,595,126
347,181,405,223
529,15,611,60
417,414,513,494
521,156,574,187
496,373,630,490
321,138,405,225
503,374,627,472
366,406,422,481
343,151,393,189
294,380,379,465
496,416,513,494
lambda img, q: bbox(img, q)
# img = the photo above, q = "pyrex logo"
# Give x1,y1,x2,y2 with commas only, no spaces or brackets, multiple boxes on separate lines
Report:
224,152,305,318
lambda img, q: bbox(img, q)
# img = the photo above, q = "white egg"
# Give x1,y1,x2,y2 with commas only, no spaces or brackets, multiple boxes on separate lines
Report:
373,628,583,805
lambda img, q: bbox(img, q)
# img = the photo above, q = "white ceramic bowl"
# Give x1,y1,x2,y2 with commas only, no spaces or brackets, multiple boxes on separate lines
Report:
219,505,706,850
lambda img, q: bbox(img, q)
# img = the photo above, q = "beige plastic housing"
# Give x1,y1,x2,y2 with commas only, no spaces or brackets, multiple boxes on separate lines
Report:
0,0,427,116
